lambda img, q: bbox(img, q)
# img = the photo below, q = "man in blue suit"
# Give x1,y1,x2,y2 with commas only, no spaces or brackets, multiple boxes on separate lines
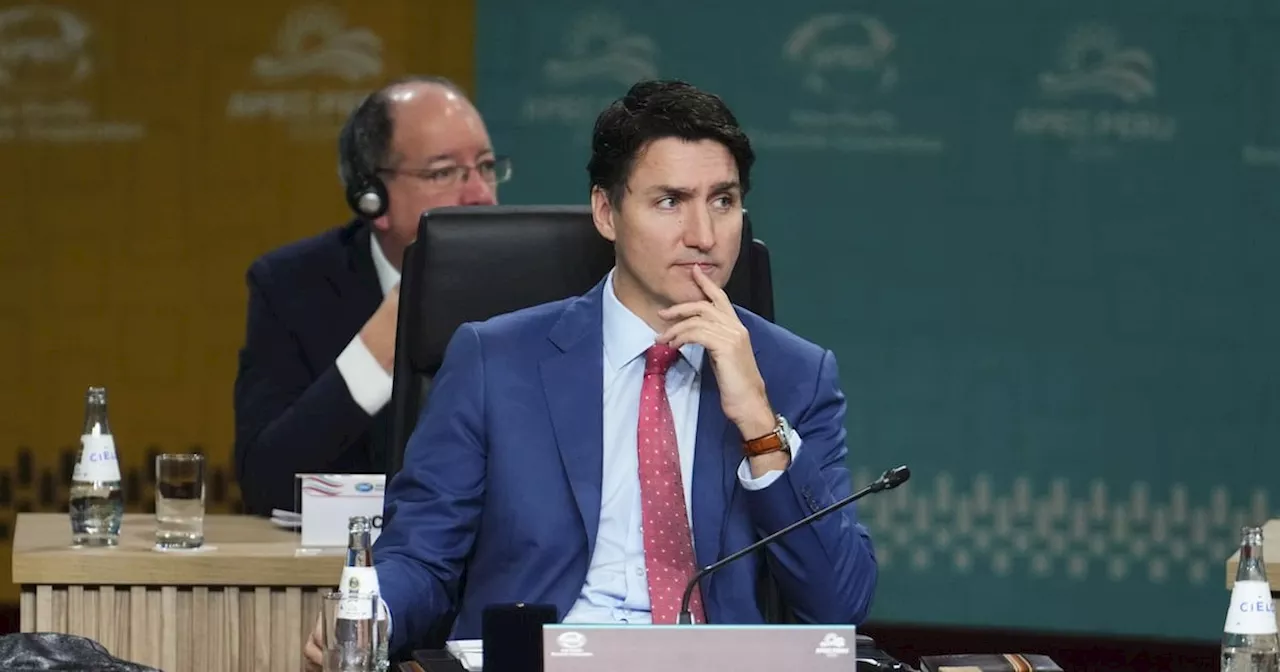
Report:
234,76,511,515
303,79,877,667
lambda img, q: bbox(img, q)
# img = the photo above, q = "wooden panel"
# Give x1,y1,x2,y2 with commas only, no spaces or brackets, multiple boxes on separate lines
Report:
285,586,302,670
35,585,52,631
162,586,179,670
67,586,84,636
102,587,123,655
210,589,227,672
192,587,208,670
19,585,331,672
19,588,33,632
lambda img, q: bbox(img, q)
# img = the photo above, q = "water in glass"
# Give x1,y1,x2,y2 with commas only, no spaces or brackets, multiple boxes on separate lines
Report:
155,454,205,549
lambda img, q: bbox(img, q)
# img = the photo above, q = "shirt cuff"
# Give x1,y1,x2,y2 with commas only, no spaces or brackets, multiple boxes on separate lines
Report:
737,428,803,491
335,334,393,415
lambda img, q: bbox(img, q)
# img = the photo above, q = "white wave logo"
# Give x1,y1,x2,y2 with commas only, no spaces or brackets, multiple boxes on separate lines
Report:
756,12,943,154
0,5,145,143
0,5,92,89
549,630,592,658
784,13,897,99
1038,23,1155,103
542,10,657,88
251,4,382,83
814,632,850,657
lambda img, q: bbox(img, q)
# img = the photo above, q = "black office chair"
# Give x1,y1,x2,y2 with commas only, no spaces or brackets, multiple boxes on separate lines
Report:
383,204,788,650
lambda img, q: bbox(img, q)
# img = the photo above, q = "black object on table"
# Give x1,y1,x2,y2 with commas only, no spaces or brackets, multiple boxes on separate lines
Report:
482,603,559,672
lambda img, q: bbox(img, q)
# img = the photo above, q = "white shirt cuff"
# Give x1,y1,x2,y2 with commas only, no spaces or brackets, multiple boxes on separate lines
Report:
737,428,803,491
335,334,393,415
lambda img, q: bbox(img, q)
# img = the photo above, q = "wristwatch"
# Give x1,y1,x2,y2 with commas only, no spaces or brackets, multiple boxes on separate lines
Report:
743,415,792,458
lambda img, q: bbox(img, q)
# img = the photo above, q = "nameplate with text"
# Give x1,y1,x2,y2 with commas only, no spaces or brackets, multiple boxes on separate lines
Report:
296,474,385,547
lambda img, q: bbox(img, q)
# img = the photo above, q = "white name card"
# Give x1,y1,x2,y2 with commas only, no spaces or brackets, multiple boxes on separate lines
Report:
295,474,386,547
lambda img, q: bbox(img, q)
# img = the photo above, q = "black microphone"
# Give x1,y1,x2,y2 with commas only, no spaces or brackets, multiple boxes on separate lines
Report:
677,465,911,624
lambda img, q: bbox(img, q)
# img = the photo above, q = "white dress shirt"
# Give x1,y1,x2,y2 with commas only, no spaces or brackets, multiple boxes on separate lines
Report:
334,234,399,415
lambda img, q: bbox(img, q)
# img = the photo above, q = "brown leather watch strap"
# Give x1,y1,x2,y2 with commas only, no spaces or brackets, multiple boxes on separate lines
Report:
743,429,786,457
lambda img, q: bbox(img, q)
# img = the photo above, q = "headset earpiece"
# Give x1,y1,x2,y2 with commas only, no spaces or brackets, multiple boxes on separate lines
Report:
345,175,388,220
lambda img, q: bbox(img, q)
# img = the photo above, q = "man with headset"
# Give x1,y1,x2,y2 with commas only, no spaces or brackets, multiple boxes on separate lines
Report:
233,75,510,516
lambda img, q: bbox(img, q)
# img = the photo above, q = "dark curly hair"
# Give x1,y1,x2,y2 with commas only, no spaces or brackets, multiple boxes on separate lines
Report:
587,79,755,207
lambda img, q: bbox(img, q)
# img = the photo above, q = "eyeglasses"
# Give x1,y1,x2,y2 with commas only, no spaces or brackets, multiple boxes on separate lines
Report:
379,156,513,190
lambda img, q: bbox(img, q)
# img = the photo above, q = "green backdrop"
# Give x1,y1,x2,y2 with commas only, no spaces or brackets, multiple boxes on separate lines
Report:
476,0,1280,641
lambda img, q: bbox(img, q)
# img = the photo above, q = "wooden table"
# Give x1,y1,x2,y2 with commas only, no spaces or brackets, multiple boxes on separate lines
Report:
12,513,345,672
1225,518,1280,628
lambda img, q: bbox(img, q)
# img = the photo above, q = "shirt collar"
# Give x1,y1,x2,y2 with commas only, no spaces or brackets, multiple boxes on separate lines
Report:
370,233,400,296
601,268,704,374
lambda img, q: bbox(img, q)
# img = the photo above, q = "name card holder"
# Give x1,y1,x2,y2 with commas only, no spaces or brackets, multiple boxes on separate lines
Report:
295,473,386,547
542,624,858,672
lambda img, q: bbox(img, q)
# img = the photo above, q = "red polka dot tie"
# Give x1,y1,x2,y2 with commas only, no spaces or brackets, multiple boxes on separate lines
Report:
637,344,705,624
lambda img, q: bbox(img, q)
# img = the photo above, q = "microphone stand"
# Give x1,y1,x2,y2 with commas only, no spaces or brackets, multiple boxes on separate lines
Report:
677,465,911,624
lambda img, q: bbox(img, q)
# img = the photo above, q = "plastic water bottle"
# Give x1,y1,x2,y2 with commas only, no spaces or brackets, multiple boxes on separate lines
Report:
341,515,389,671
1222,525,1279,672
69,386,123,546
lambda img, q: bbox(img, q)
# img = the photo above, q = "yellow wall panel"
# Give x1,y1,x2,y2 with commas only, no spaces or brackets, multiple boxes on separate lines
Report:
0,0,476,604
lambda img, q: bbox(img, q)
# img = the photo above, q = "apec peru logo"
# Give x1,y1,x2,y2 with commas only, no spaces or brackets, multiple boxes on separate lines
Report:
0,4,145,143
520,8,659,134
1014,23,1177,160
747,12,943,155
226,4,383,140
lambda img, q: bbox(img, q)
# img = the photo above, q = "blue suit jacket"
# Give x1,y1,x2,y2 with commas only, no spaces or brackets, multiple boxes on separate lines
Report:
374,279,877,653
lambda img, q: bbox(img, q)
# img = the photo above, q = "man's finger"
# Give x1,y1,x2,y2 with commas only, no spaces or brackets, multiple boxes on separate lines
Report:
692,265,733,311
658,301,714,322
658,319,735,350
657,318,709,348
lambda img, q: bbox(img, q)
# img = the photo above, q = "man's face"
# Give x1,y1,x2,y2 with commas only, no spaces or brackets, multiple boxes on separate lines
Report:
592,137,743,325
372,83,499,267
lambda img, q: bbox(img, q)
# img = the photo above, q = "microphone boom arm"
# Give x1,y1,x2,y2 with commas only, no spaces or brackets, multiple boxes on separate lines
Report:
677,465,910,624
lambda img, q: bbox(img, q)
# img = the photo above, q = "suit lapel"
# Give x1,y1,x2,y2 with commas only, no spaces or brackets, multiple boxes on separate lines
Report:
331,219,383,318
540,285,606,560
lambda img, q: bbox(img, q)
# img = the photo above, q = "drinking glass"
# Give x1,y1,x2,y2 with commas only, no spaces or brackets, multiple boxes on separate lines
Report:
321,590,379,672
154,453,205,549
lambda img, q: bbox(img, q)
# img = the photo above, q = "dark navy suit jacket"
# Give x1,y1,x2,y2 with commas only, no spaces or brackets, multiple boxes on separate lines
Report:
234,219,389,516
373,278,878,653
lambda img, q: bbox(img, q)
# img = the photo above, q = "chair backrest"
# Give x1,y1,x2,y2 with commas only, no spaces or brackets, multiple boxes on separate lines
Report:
387,204,773,478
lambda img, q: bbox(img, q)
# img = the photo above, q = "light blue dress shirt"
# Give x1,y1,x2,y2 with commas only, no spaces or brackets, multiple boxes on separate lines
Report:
560,270,801,624
380,270,801,637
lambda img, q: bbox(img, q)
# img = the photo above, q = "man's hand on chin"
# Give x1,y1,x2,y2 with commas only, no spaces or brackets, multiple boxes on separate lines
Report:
656,265,789,478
